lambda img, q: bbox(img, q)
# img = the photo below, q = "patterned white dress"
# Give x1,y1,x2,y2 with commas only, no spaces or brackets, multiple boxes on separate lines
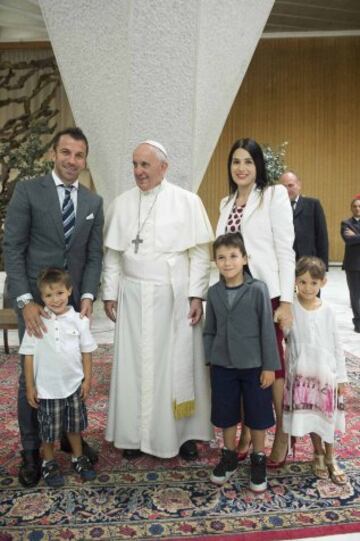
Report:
283,297,347,443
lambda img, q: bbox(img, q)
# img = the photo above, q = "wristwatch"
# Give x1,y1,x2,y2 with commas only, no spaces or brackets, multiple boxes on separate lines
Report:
17,298,34,310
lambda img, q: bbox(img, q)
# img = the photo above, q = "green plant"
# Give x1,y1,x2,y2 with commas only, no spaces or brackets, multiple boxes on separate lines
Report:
0,124,53,184
261,141,288,184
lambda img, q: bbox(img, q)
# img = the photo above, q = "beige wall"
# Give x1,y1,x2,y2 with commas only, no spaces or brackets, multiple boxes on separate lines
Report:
199,36,360,262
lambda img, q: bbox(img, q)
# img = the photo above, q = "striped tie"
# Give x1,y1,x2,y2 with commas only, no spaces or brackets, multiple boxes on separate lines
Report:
61,185,75,247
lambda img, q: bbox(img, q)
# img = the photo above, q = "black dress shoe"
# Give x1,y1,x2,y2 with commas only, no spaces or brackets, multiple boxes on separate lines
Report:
18,450,42,487
179,440,198,460
123,449,142,459
60,436,99,464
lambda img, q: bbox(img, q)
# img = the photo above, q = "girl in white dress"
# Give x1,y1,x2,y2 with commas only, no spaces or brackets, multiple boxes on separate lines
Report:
283,256,348,485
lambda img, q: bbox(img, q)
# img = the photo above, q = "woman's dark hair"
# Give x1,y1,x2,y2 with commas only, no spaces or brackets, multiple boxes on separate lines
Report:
227,138,269,195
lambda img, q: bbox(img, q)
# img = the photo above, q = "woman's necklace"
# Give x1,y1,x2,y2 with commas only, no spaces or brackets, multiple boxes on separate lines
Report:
131,190,160,253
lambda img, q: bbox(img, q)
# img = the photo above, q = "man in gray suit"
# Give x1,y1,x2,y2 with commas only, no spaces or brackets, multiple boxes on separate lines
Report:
3,127,104,487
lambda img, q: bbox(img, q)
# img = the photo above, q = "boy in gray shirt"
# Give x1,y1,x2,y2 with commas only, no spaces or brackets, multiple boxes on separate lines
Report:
203,232,280,492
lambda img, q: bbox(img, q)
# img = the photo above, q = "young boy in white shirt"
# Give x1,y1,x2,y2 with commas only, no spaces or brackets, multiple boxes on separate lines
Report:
21,267,97,487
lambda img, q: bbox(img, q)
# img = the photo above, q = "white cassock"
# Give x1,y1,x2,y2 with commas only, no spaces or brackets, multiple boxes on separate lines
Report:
102,179,214,458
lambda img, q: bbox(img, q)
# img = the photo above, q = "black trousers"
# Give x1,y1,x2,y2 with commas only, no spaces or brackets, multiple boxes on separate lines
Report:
345,270,360,329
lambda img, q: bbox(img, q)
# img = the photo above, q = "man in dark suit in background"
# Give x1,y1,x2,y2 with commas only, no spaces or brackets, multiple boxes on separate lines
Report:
280,170,329,269
3,127,104,487
341,195,360,333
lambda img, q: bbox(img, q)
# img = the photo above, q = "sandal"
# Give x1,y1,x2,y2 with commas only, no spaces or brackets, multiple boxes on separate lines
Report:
312,453,328,480
325,458,347,485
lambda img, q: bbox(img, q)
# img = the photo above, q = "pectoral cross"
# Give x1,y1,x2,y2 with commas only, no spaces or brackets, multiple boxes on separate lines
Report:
131,233,143,253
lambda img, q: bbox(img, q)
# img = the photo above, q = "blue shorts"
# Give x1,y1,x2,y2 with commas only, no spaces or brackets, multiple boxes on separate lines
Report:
210,365,275,430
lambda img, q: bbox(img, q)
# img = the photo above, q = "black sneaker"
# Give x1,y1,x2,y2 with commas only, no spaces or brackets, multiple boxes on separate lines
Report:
210,448,238,485
72,455,96,481
250,452,267,493
42,460,65,488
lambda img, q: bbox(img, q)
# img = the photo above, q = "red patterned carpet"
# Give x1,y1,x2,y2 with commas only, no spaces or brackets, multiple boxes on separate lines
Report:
0,345,360,540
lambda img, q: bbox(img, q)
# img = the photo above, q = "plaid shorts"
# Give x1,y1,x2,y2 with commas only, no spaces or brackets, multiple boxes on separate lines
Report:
37,386,88,442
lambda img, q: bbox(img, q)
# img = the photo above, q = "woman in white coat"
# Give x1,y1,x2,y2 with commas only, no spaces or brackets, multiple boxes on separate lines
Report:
216,138,295,466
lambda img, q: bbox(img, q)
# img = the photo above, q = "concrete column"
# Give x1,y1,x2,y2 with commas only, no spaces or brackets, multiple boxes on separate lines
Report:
39,0,274,207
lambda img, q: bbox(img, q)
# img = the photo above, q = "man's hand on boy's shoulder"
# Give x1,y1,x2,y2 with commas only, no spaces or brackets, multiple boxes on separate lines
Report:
23,302,49,338
260,370,275,389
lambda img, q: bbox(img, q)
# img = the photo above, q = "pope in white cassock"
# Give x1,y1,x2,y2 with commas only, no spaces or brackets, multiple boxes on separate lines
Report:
102,140,214,459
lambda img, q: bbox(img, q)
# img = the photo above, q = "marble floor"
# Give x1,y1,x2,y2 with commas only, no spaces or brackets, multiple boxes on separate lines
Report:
1,267,359,540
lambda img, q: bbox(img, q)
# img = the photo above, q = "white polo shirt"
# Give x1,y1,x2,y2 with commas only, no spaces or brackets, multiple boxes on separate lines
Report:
19,306,97,399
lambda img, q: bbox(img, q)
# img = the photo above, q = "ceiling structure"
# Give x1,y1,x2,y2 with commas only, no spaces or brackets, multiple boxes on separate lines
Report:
1,0,360,43
0,0,47,42
266,0,360,34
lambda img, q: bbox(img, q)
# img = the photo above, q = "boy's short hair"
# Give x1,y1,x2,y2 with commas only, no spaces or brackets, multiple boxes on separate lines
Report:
213,232,247,259
37,267,72,291
295,256,326,280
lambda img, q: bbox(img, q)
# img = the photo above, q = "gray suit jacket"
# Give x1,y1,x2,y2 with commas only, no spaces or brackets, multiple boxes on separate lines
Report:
3,174,104,309
203,274,280,371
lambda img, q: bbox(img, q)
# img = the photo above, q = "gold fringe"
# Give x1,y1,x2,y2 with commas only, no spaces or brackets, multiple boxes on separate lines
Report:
173,399,195,420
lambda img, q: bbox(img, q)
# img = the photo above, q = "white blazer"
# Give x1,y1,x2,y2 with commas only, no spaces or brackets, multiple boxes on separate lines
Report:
216,184,295,302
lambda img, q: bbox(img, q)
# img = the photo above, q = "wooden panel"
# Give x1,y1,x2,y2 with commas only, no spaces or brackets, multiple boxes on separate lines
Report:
198,36,360,262
0,42,51,49
265,0,360,33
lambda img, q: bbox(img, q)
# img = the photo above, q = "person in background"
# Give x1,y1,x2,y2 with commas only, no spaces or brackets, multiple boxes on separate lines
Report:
22,268,97,487
204,232,280,492
102,140,214,460
3,127,103,487
280,170,329,269
341,194,360,333
216,138,295,468
283,257,348,485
